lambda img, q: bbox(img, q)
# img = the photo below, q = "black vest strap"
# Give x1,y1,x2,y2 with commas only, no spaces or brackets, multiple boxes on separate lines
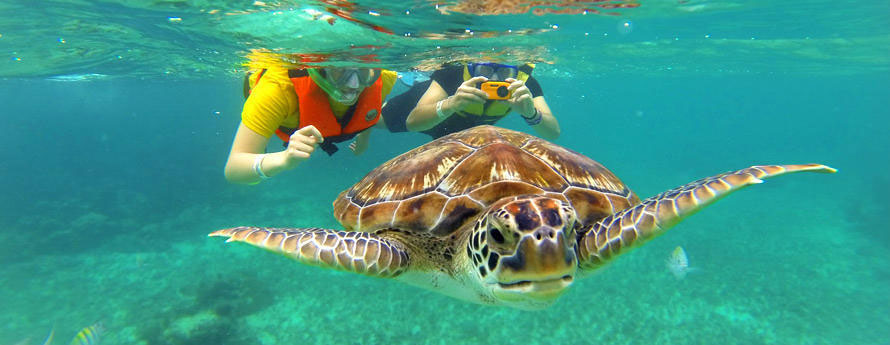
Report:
318,132,361,155
276,126,362,156
243,69,268,99
288,69,309,78
518,64,534,75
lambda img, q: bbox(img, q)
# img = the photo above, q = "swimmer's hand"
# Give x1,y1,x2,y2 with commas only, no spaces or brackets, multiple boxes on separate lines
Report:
441,76,489,115
504,78,535,118
284,125,324,167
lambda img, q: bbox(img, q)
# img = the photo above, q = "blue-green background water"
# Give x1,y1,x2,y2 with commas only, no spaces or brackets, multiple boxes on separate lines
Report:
1,1,889,344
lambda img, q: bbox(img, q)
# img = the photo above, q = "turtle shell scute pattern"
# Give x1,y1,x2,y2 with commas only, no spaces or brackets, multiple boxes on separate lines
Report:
333,126,638,235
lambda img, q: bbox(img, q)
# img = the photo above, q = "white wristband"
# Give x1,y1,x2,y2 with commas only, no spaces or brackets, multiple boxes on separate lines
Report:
521,108,543,126
435,99,449,120
253,154,270,180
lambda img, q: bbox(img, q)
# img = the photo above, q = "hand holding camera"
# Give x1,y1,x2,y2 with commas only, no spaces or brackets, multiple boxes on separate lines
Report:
442,76,534,120
501,78,536,118
440,76,489,114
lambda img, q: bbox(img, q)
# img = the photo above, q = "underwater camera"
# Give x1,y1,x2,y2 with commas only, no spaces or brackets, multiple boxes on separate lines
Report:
480,81,512,100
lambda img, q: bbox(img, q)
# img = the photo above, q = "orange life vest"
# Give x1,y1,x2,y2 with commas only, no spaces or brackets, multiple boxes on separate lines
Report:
246,69,382,155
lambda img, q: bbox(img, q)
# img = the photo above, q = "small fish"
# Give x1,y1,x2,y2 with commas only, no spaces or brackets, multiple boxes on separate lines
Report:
68,323,103,345
666,246,691,279
17,323,101,345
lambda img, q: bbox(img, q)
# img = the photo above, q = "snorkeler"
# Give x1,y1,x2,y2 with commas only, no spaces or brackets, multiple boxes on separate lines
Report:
381,62,560,140
224,67,399,184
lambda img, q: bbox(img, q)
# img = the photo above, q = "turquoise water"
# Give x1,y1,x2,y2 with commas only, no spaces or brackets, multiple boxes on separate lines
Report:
1,1,889,344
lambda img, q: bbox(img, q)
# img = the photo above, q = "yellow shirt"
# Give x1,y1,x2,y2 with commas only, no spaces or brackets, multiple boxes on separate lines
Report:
241,68,398,138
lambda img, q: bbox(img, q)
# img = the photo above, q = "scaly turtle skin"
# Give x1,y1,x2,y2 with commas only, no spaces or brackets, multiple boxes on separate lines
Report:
210,125,835,310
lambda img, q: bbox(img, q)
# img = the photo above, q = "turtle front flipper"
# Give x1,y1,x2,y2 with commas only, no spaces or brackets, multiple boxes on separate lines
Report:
576,164,836,271
209,227,409,278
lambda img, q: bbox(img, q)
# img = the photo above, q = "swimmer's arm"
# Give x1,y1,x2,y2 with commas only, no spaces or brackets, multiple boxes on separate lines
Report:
224,123,278,184
528,96,560,140
406,80,450,132
406,77,488,132
225,123,317,184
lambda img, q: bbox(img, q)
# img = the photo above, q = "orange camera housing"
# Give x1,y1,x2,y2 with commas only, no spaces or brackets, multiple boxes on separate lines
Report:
480,81,512,100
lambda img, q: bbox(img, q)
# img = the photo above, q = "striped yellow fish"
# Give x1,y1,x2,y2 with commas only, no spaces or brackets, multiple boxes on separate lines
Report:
17,323,101,345
68,323,102,345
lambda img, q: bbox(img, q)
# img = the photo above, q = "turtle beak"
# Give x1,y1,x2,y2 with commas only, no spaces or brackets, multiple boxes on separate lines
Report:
495,226,577,299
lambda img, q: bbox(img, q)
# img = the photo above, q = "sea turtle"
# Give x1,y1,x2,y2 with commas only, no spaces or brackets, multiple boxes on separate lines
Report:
211,125,834,310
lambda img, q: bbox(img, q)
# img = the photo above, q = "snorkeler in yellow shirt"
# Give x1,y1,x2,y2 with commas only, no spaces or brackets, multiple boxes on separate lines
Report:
224,67,398,184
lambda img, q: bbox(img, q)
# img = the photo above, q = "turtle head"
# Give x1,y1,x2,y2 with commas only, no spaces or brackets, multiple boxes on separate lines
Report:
467,196,579,309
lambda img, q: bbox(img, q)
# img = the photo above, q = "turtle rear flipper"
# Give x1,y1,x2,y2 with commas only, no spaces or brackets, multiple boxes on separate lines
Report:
210,227,409,278
577,164,836,271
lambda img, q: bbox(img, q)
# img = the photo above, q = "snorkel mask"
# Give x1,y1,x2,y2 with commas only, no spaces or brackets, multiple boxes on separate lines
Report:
307,68,381,105
468,62,519,81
